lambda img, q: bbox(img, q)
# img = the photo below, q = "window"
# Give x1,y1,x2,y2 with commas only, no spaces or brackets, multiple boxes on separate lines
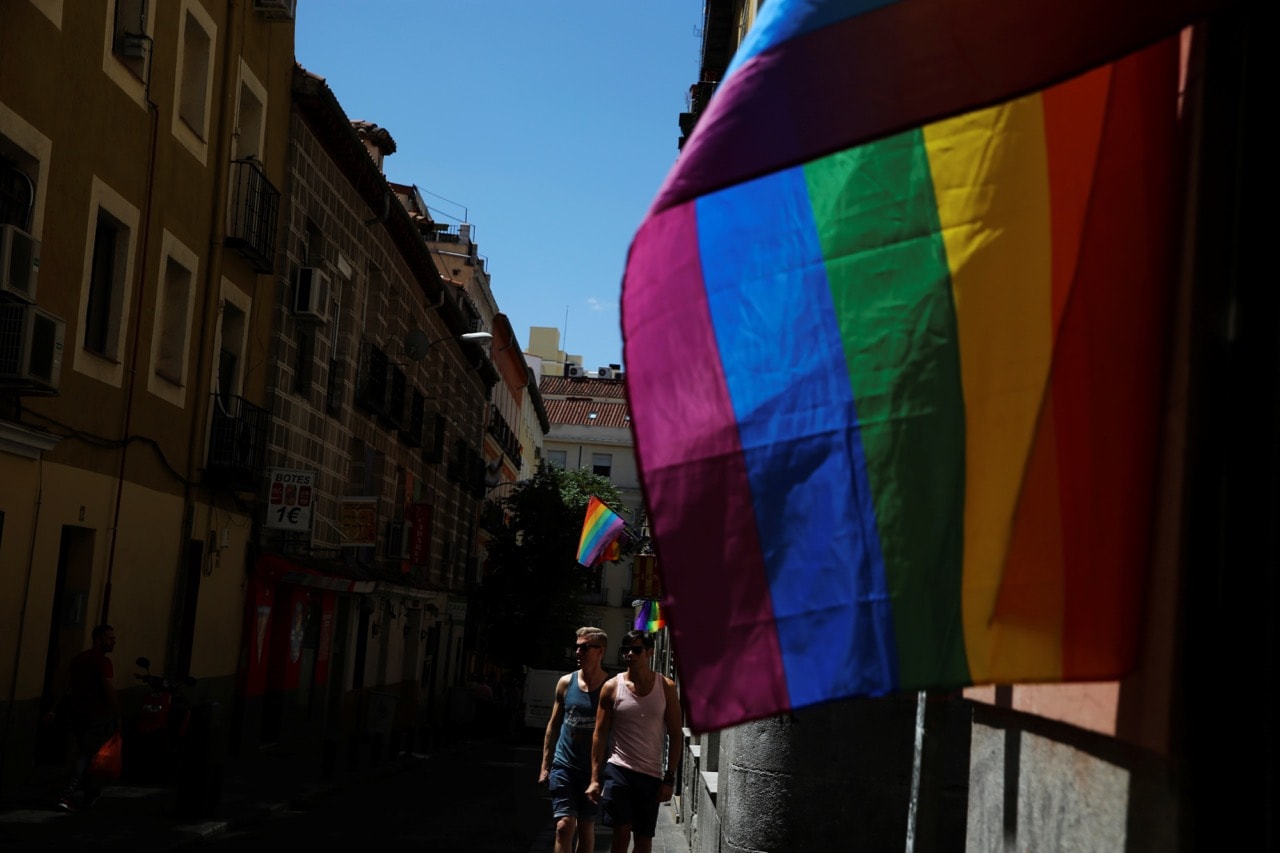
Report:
155,260,191,379
76,178,139,386
0,105,50,244
387,366,407,428
546,450,567,469
592,453,612,479
1,157,34,230
168,0,216,162
402,389,425,447
234,61,268,162
214,282,251,405
112,0,149,75
304,220,324,266
176,8,213,139
147,230,198,405
326,356,344,416
354,341,389,414
103,0,154,106
424,413,446,463
86,216,129,356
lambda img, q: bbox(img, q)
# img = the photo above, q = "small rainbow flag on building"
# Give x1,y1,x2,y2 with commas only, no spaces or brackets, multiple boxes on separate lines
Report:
635,600,666,634
576,496,626,567
622,0,1214,733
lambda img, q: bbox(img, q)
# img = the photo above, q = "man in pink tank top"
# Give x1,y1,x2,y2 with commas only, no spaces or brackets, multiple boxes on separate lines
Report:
586,630,681,853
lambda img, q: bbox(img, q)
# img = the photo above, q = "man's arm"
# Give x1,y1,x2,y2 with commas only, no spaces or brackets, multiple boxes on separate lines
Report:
585,677,616,803
539,674,571,783
658,676,682,801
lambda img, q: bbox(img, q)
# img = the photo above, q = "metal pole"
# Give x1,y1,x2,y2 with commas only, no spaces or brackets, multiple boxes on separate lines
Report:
905,689,927,853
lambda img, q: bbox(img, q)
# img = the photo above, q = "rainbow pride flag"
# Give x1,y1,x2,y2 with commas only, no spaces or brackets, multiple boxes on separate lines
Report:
635,600,666,634
576,496,626,567
623,2,1202,733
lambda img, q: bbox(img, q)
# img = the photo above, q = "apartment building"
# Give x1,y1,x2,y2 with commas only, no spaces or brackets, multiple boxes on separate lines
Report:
0,0,293,790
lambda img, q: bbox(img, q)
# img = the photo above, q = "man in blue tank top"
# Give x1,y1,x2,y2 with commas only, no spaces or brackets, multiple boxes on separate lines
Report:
540,627,609,853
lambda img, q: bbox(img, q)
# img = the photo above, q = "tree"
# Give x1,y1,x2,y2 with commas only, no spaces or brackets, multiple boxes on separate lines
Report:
476,463,626,671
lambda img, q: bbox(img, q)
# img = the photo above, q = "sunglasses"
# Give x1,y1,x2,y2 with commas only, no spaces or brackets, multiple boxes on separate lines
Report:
620,646,648,655
575,644,602,652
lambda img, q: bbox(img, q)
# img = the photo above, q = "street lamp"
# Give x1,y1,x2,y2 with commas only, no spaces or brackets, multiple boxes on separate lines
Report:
400,329,493,362
484,478,528,499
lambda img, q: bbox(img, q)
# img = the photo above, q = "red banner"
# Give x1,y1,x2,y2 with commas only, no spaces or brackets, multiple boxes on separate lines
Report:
410,503,433,566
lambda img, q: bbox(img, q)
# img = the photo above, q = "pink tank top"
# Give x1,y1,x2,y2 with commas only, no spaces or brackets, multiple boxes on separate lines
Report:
607,673,667,779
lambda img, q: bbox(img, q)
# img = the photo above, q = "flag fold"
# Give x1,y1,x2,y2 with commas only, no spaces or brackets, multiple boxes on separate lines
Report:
622,0,1196,732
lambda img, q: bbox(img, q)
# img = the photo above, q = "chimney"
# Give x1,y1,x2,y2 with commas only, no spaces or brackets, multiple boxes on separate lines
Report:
351,120,397,174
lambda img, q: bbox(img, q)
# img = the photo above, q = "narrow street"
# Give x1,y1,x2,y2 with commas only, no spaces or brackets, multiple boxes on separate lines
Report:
202,737,551,851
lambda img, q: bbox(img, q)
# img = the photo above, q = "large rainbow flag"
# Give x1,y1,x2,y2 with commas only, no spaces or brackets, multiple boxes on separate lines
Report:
576,496,626,567
622,0,1215,733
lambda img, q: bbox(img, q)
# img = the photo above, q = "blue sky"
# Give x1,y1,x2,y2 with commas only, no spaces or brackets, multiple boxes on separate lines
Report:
295,2,704,372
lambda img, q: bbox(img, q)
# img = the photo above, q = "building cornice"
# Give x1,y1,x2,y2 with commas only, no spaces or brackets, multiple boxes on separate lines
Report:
0,419,62,460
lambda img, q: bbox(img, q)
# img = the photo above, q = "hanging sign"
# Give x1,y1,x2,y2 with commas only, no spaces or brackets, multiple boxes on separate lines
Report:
266,469,315,532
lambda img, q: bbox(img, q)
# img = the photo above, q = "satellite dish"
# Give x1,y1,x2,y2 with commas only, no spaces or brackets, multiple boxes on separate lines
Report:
403,329,430,361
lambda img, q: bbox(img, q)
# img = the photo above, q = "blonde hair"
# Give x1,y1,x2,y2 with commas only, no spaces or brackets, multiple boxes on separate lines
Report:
577,626,608,648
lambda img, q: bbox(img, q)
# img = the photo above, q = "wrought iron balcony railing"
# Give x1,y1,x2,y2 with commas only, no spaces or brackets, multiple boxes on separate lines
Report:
206,393,268,491
226,158,280,273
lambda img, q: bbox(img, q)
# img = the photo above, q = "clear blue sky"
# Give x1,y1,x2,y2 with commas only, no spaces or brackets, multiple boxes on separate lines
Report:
295,2,704,372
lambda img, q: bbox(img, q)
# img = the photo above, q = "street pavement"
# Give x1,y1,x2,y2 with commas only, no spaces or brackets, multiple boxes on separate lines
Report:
0,733,690,851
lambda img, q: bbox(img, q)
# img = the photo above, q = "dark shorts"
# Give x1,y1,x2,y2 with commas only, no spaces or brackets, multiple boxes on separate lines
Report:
549,765,597,822
600,762,661,838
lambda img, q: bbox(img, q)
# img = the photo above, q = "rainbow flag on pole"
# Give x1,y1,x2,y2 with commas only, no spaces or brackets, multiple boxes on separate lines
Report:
576,496,626,567
623,0,1214,733
635,600,666,634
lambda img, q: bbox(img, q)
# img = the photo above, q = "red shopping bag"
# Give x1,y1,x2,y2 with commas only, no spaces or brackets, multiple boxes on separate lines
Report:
88,732,123,779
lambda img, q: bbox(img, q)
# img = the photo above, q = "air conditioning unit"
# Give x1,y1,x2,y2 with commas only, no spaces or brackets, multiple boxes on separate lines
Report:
566,363,585,379
252,0,296,20
292,267,330,323
0,302,65,393
0,224,40,304
596,366,614,380
114,33,148,59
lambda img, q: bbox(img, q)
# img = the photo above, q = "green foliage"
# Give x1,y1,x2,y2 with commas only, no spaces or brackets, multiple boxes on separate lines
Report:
476,463,626,670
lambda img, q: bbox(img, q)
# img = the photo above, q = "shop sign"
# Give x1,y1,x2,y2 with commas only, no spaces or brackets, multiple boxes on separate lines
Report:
339,497,378,546
265,469,315,532
410,503,432,565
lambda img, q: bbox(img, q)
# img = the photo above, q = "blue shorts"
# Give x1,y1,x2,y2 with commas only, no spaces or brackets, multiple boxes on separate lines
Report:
549,765,597,822
600,762,661,838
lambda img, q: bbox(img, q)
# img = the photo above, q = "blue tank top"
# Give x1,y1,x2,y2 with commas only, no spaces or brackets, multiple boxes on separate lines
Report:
552,671,601,770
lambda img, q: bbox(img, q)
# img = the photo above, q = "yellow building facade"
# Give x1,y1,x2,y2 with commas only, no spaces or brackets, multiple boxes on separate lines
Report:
0,0,293,790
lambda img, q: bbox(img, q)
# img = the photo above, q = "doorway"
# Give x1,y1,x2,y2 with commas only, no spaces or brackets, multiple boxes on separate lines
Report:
36,526,96,762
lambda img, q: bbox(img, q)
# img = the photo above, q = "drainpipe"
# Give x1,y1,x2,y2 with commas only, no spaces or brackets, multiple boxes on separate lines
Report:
100,34,161,623
171,0,245,664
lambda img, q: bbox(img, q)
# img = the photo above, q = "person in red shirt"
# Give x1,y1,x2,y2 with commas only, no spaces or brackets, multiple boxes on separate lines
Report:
58,624,119,811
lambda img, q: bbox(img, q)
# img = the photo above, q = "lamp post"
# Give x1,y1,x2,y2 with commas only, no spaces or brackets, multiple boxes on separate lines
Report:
400,329,492,362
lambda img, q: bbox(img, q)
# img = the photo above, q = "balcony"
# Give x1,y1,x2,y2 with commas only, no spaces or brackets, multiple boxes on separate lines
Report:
226,158,280,273
487,405,523,469
206,393,268,491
